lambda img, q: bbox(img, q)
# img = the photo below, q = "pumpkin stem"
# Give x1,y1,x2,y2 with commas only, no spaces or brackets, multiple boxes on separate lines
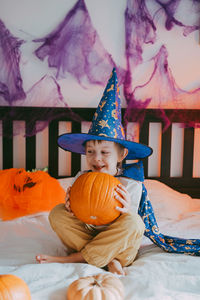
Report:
93,279,102,287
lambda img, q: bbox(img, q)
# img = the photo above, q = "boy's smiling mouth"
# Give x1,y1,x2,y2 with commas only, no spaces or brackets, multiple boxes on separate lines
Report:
93,165,105,171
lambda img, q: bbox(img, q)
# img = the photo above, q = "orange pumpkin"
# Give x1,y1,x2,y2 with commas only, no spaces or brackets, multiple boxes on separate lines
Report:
0,168,65,220
0,274,31,300
67,273,124,300
70,172,122,225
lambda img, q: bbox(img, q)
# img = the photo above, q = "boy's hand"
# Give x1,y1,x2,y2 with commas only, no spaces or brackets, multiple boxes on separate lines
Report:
114,184,131,214
65,186,74,215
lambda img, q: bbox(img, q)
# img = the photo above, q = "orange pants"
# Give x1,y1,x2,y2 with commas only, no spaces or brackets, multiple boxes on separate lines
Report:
49,203,145,268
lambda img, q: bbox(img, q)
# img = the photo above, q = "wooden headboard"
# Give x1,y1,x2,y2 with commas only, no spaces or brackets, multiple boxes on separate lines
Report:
0,106,200,198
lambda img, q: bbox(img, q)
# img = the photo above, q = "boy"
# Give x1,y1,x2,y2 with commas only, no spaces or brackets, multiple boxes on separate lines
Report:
36,68,152,275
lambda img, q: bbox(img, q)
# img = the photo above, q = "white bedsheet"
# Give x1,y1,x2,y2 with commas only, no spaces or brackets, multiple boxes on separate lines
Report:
0,210,200,300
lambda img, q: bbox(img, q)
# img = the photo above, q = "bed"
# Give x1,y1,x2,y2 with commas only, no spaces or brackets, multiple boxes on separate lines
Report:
0,106,200,300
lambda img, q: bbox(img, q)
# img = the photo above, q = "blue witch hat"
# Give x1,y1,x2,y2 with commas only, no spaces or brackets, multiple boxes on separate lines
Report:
58,68,152,159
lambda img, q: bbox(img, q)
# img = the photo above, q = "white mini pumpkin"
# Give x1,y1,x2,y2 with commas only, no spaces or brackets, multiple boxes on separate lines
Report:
67,273,124,300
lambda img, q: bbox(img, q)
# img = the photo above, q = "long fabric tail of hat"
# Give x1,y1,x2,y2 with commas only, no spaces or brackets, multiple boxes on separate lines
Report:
121,161,200,255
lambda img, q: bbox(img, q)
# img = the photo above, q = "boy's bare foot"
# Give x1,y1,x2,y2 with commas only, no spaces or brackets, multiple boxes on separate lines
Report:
36,252,86,264
36,255,69,263
107,259,125,276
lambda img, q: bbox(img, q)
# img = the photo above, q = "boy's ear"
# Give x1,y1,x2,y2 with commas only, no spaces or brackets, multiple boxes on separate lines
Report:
118,148,128,162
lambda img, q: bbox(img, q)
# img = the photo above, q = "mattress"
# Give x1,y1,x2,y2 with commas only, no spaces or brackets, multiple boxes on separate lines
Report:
0,179,200,300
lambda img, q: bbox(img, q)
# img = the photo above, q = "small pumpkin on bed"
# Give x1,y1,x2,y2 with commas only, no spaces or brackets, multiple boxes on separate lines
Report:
0,274,31,300
67,273,124,300
70,172,122,225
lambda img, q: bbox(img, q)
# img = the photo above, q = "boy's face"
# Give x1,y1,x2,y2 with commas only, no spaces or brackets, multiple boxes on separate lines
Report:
85,140,127,176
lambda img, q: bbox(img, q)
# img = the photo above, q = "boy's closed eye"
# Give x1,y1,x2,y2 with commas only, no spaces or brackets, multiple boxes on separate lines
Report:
86,150,93,154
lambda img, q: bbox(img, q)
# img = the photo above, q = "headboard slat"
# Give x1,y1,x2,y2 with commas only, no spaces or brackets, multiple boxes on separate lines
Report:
49,120,59,178
71,121,81,177
183,127,194,178
161,124,172,177
26,122,36,171
139,121,149,178
3,119,13,169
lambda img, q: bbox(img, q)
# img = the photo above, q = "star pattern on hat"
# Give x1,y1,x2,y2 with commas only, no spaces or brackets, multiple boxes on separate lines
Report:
99,100,106,111
107,84,114,93
98,119,110,129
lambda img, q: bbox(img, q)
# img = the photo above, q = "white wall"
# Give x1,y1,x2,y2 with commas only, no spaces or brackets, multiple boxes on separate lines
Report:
0,0,200,108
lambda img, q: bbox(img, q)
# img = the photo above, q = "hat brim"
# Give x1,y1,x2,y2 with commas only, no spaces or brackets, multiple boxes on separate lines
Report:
58,133,153,160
